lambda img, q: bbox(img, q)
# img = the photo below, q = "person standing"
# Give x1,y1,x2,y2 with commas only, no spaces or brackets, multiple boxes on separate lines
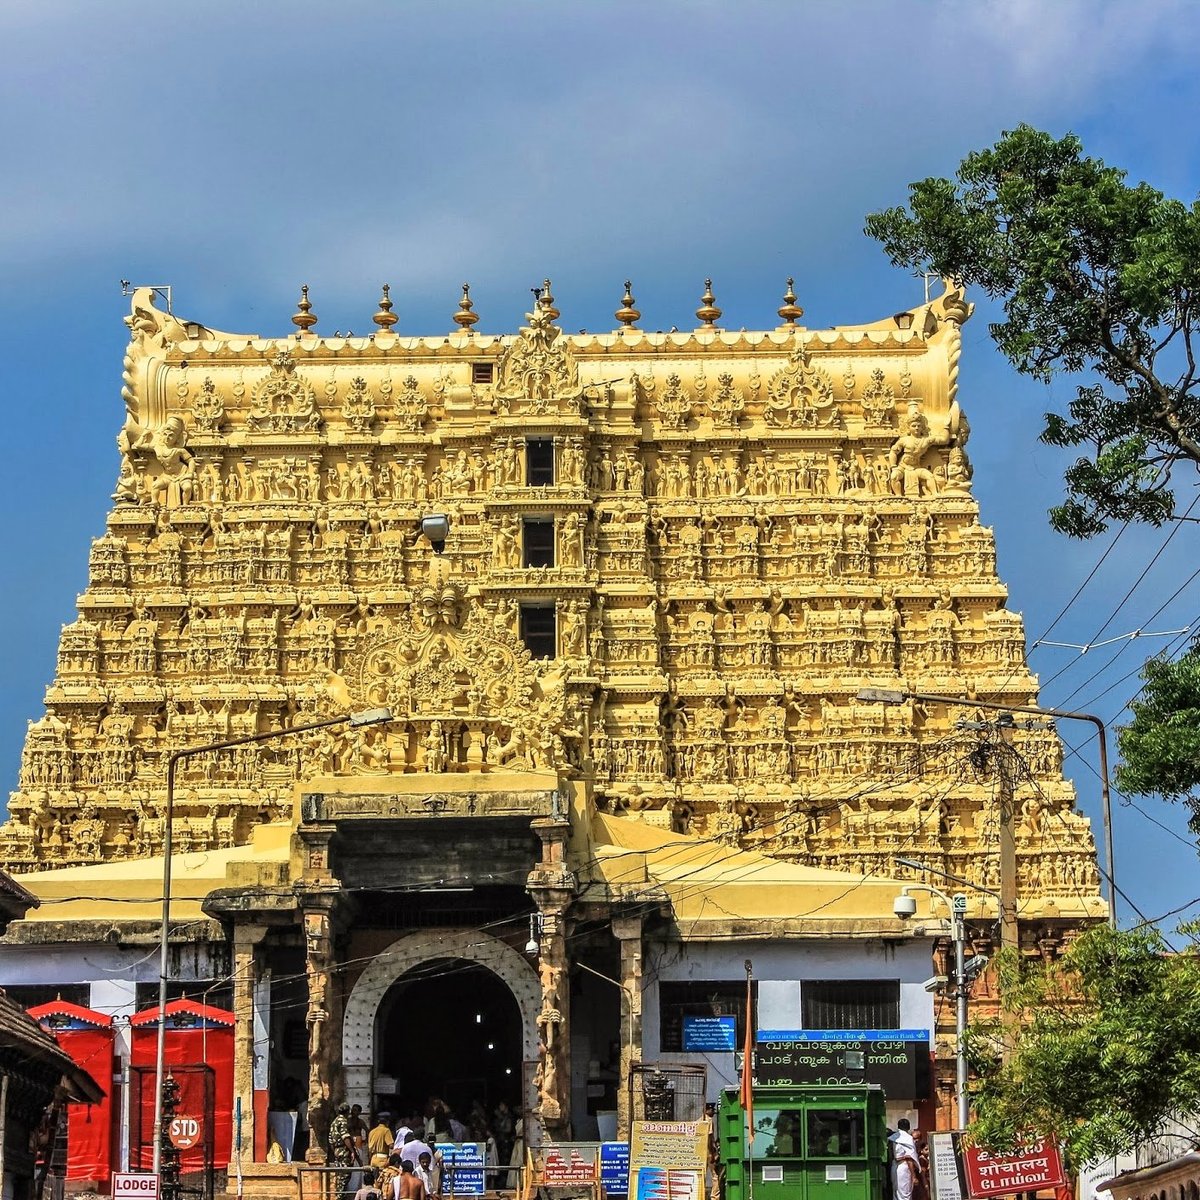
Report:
397,1160,427,1200
369,1114,395,1168
416,1150,440,1200
890,1119,921,1200
329,1104,357,1199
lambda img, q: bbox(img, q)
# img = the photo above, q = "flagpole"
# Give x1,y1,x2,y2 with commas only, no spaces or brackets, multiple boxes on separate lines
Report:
741,960,754,1200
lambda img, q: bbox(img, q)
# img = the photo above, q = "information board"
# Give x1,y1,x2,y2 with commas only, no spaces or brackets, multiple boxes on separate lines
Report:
441,1142,486,1196
601,1142,630,1196
929,1132,967,1200
540,1143,599,1186
629,1120,709,1200
682,1016,737,1052
754,1030,931,1098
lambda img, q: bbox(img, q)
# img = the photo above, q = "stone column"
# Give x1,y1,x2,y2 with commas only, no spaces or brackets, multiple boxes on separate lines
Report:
528,815,576,1141
612,914,644,1138
229,922,268,1167
301,890,342,1164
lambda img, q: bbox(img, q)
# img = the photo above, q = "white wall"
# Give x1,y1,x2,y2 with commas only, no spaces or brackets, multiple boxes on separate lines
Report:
641,936,935,1101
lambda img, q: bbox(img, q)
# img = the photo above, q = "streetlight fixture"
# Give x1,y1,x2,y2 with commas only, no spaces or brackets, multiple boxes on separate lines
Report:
894,881,973,1128
150,705,393,1175
857,687,1117,927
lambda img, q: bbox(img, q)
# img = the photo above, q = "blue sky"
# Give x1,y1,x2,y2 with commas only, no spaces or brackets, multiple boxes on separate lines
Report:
2,0,1198,931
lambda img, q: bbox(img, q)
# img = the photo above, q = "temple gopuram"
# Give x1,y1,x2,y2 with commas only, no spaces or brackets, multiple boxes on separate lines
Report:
0,278,1104,1170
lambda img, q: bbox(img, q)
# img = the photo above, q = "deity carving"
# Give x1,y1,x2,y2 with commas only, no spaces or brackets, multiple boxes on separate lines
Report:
340,377,376,434
191,376,226,433
248,349,321,432
764,349,839,427
495,305,581,411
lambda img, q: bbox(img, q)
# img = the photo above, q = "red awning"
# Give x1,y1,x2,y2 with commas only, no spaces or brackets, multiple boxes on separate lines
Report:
130,1000,235,1028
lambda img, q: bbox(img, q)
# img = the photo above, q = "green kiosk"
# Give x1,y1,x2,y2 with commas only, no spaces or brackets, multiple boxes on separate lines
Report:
717,1084,889,1200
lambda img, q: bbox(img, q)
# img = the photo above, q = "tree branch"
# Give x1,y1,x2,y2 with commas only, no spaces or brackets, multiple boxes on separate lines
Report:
1099,322,1200,464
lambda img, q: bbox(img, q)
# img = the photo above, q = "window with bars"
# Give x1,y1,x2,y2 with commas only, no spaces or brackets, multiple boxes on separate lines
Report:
526,439,555,487
5,983,91,1011
522,518,556,568
472,362,494,385
800,980,900,1030
659,980,755,1052
519,604,557,659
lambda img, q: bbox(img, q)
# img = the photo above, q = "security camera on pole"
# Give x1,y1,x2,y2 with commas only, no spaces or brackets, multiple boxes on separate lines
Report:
893,882,975,1129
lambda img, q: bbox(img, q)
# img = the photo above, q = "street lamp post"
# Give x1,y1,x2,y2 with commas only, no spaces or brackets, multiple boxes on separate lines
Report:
150,705,392,1176
858,688,1117,928
895,882,971,1128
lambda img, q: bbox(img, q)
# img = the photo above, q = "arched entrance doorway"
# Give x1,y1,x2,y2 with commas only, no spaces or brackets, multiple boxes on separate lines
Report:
342,929,541,1119
375,959,523,1117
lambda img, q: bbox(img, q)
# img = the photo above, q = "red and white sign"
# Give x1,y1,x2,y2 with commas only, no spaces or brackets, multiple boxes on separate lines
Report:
541,1144,599,1185
112,1173,160,1200
168,1115,204,1150
963,1138,1066,1198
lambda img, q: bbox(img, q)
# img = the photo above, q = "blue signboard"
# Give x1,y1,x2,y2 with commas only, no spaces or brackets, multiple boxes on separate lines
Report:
600,1142,630,1196
683,1015,738,1051
440,1143,485,1196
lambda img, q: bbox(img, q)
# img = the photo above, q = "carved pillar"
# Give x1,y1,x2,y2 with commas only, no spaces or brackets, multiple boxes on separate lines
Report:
230,922,269,1166
528,816,576,1141
612,913,644,1139
301,888,343,1164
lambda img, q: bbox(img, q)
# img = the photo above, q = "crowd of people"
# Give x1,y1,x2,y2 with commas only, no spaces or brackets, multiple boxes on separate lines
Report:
326,1099,522,1199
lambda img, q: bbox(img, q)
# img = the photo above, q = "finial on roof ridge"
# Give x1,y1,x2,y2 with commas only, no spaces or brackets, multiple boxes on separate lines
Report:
540,279,560,322
615,281,641,329
453,283,479,331
373,284,398,331
777,277,804,326
291,285,317,334
696,279,722,328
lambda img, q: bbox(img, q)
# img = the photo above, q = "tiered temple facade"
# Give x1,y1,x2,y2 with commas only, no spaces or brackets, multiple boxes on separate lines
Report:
0,279,1104,1162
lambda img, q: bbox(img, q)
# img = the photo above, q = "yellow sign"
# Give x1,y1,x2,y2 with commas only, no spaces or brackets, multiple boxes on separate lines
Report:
629,1120,710,1200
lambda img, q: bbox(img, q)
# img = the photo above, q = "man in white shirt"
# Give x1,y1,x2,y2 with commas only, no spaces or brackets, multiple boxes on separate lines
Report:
398,1131,433,1167
890,1119,920,1200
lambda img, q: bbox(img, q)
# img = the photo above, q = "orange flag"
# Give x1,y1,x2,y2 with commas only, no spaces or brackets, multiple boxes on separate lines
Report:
739,965,754,1132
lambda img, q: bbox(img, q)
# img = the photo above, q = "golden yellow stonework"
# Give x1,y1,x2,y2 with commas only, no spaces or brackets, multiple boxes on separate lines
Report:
2,280,1102,919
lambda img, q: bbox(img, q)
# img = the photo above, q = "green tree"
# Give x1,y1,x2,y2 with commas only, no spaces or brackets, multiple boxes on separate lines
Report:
865,124,1200,538
967,925,1200,1163
1116,643,1200,831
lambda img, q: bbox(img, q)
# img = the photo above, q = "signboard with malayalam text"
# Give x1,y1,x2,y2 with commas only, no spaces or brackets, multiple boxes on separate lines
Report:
538,1143,600,1186
682,1016,737,1052
440,1143,486,1197
630,1119,709,1200
962,1138,1066,1199
754,1030,931,1099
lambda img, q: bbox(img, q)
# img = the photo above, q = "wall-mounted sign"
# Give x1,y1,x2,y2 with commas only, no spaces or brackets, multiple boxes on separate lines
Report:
682,1016,737,1052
